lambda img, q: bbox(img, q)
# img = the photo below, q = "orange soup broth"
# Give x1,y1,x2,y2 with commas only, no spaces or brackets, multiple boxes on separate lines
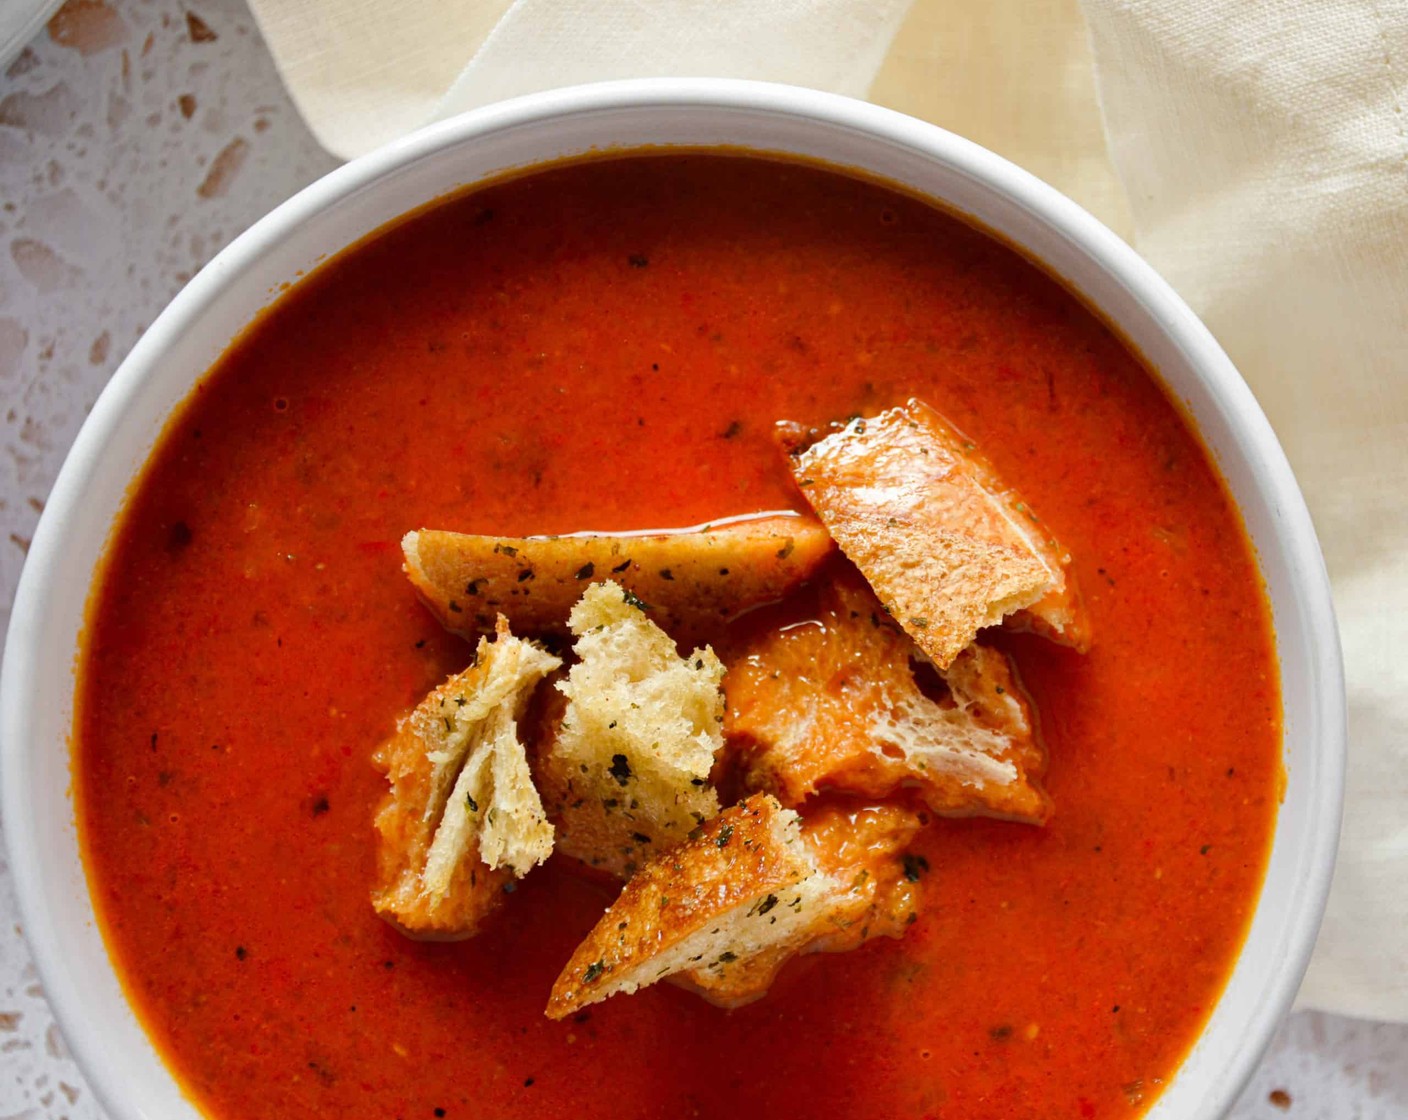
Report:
76,153,1280,1120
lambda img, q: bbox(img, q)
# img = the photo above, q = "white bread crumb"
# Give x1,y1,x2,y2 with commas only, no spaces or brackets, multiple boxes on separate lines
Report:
536,580,725,877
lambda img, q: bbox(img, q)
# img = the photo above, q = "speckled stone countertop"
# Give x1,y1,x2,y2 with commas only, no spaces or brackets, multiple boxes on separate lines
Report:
0,2,1404,1117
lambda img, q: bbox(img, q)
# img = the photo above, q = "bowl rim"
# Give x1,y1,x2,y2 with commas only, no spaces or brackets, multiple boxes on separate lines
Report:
0,77,1345,1120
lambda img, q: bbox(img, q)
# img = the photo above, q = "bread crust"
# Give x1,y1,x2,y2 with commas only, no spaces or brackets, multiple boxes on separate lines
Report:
402,514,832,646
546,793,927,1017
683,799,927,1007
546,794,806,1017
784,399,1088,668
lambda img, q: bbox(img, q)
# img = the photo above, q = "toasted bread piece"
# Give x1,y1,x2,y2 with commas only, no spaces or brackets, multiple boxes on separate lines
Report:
534,581,725,878
725,568,1050,824
402,513,832,645
783,399,1087,667
371,618,560,938
546,794,925,1017
546,794,809,1017
681,799,926,1007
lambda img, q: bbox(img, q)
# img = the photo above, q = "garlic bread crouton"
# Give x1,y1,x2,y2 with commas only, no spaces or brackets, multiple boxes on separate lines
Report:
783,399,1087,668
546,794,812,1017
403,513,832,644
725,570,1050,824
534,581,725,878
546,794,927,1017
372,618,560,938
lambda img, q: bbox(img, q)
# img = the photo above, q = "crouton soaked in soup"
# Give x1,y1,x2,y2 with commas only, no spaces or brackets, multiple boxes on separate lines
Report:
726,567,1050,823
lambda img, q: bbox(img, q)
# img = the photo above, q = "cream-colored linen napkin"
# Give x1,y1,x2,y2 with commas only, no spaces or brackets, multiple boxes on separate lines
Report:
245,0,1408,1022
246,0,913,159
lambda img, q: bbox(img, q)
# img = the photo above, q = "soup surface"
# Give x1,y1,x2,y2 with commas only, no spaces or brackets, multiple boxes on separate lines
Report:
77,153,1280,1119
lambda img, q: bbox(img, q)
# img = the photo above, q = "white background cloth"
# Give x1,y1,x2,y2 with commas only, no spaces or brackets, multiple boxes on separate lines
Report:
0,0,1403,1114
246,0,1408,1021
248,0,913,158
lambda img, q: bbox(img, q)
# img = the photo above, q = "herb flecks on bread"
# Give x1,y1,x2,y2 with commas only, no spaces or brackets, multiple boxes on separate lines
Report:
402,513,832,647
546,794,926,1018
726,567,1050,824
535,580,725,878
371,617,559,939
783,399,1088,668
681,798,927,1008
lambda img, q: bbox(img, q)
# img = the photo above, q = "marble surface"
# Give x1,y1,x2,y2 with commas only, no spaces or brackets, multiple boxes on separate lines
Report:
0,1,1403,1116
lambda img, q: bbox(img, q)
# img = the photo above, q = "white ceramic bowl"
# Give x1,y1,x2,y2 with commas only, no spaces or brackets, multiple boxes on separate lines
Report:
1,79,1344,1120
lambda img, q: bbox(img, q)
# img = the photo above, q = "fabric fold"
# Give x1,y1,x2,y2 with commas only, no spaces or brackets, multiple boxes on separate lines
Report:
246,0,913,159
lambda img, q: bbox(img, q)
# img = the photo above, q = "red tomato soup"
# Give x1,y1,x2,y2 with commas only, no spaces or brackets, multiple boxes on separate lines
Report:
76,154,1279,1120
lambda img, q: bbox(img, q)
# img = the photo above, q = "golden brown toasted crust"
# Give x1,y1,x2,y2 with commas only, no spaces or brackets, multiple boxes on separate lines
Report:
784,399,1088,668
533,581,725,878
546,794,808,1018
724,568,1051,824
371,618,560,939
546,792,931,1017
402,514,832,645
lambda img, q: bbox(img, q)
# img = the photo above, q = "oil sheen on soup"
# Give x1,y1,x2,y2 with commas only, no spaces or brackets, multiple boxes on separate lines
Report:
76,154,1280,1120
